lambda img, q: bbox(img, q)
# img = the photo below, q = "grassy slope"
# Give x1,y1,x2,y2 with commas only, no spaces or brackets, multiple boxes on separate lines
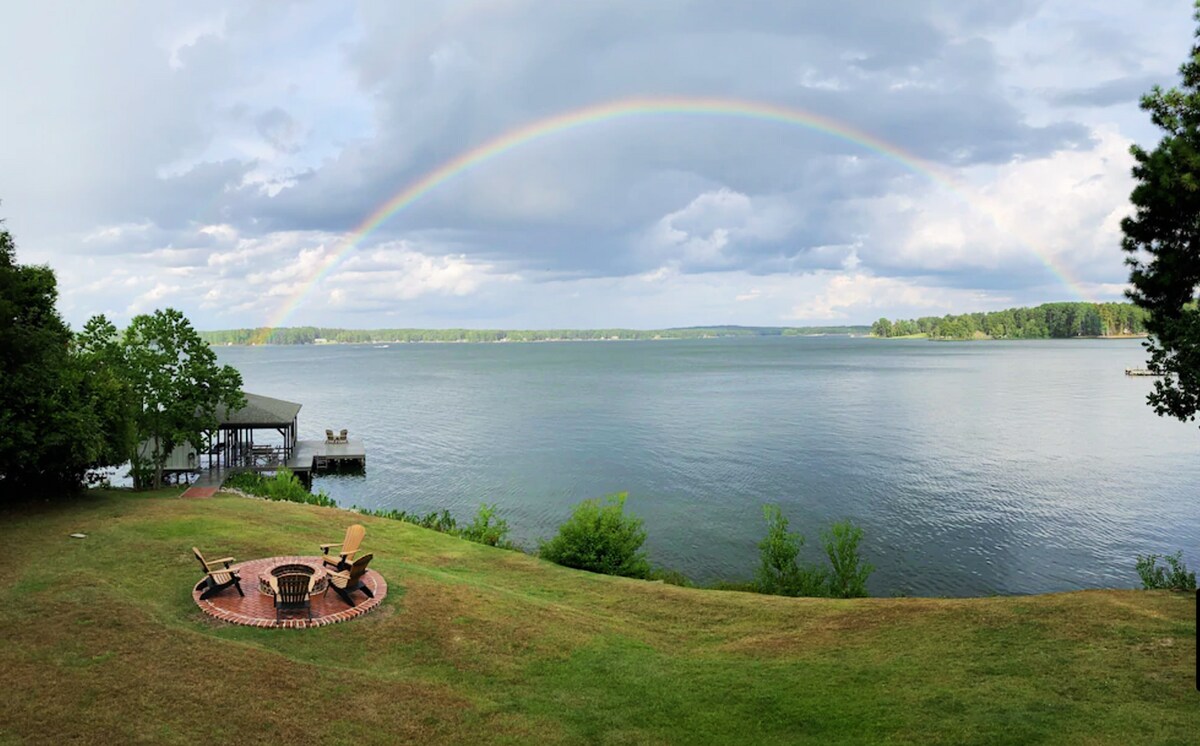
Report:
0,491,1195,745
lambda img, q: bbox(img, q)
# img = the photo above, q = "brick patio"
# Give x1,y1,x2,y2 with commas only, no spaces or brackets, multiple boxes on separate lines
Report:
193,555,387,628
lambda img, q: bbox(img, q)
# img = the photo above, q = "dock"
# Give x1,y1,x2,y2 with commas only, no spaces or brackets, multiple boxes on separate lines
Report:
1125,367,1162,377
288,439,367,475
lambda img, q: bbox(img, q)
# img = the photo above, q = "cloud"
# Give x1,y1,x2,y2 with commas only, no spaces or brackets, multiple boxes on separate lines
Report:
1045,74,1164,108
0,0,1188,329
849,128,1137,291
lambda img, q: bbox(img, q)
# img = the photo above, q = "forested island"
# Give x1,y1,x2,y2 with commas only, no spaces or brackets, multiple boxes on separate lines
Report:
870,302,1149,340
199,325,870,345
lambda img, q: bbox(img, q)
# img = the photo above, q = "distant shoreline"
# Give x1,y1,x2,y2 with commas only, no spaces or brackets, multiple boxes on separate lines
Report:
198,325,871,347
868,333,1148,342
207,333,864,348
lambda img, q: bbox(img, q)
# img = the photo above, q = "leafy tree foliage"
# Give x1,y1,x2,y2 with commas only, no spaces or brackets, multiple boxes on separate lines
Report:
80,309,244,489
822,521,873,598
755,507,874,598
0,224,126,493
756,505,827,597
871,302,1147,340
1122,5,1200,425
539,492,651,579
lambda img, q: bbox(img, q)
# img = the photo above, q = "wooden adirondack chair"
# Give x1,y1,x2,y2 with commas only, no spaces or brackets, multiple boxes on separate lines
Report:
320,524,365,570
192,547,244,600
268,572,316,621
327,553,375,607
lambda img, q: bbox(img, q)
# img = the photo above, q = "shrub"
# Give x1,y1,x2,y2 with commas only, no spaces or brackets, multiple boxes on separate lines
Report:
460,503,511,547
1135,551,1196,591
356,507,458,533
822,520,874,598
755,505,826,597
540,492,650,578
223,469,336,508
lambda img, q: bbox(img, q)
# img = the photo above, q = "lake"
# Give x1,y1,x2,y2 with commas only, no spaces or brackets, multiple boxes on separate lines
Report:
215,336,1200,597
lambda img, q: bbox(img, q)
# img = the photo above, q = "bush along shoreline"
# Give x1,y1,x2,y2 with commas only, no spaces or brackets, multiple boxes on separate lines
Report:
210,472,1195,598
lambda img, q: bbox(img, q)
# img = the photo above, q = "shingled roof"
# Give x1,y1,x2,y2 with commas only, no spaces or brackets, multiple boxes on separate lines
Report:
216,392,301,427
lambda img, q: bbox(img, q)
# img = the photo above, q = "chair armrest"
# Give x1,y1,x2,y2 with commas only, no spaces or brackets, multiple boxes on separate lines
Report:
206,568,240,578
205,557,235,568
319,543,342,554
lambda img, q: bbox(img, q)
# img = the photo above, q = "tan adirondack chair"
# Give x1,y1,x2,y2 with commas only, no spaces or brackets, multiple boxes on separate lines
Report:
192,547,244,600
320,524,365,570
268,572,316,621
328,553,375,607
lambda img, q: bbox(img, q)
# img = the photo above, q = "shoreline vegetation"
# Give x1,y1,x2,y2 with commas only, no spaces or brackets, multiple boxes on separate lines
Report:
198,325,871,346
870,301,1150,341
198,302,1153,347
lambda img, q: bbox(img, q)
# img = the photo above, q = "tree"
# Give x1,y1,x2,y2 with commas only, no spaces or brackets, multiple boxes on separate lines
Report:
0,223,117,492
1123,4,1200,426
84,308,244,489
539,493,651,578
755,505,826,597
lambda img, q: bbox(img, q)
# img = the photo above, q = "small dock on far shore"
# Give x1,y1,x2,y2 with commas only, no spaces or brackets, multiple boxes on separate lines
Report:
1125,367,1162,377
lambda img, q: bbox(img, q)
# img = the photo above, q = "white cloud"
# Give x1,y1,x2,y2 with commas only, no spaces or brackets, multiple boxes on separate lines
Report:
787,272,1002,321
854,128,1136,288
126,281,182,315
642,188,799,270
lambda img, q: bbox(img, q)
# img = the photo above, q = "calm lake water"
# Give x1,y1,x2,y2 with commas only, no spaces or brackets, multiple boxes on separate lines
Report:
215,336,1199,597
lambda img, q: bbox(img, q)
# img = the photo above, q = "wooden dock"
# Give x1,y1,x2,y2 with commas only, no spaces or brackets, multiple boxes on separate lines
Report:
287,439,367,474
1125,367,1162,377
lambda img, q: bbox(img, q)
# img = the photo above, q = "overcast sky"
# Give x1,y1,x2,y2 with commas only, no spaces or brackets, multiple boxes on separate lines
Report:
0,1,1191,330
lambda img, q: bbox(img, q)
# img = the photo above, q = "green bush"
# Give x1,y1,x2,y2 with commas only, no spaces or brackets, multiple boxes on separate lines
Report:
822,521,874,598
1135,551,1197,591
355,506,458,533
222,469,336,508
755,505,827,597
460,503,511,547
540,492,650,579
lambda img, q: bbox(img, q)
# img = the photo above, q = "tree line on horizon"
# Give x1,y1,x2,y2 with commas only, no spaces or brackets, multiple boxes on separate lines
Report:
198,325,871,345
870,302,1149,340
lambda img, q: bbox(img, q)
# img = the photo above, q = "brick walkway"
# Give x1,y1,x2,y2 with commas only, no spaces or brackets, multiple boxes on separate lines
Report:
181,486,218,499
193,555,387,628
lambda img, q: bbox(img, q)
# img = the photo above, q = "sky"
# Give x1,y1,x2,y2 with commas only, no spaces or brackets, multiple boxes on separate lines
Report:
0,1,1192,330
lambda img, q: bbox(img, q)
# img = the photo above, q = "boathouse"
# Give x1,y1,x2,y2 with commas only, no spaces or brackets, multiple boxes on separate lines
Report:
150,392,365,487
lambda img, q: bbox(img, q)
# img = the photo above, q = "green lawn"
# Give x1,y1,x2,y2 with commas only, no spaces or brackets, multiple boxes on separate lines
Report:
0,490,1195,745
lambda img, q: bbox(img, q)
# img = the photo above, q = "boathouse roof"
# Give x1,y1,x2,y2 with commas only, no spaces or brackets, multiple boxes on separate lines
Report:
216,392,302,427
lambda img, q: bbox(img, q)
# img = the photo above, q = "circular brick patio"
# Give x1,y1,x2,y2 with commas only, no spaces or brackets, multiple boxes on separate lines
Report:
193,555,387,629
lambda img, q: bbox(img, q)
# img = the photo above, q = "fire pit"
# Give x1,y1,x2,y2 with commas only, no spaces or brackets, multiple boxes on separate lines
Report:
258,558,328,596
194,555,386,628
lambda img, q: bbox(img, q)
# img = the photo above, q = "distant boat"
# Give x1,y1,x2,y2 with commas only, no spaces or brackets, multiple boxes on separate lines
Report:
1125,367,1161,377
373,344,390,349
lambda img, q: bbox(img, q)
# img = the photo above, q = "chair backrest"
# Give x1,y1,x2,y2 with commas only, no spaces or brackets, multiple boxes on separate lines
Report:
339,429,348,442
346,553,373,583
326,429,335,440
275,573,311,605
192,547,208,571
342,524,366,555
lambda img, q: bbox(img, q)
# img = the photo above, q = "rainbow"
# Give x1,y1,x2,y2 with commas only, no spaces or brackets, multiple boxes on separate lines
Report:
257,95,1085,339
